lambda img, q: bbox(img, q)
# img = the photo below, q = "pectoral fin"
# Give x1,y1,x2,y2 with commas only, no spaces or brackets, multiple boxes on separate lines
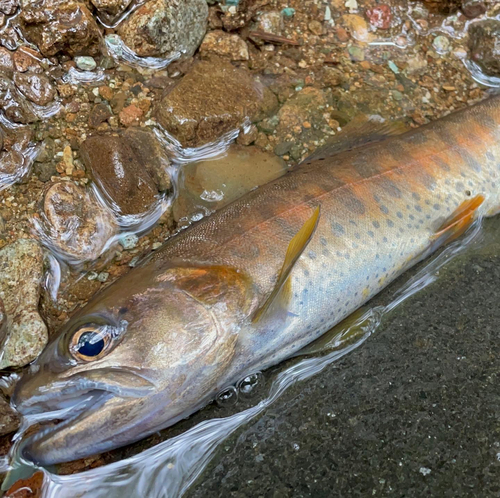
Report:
253,206,320,323
431,194,485,247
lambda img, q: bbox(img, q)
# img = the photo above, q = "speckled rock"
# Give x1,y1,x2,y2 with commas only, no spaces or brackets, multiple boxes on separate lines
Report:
0,0,18,15
123,127,172,192
0,395,20,436
13,72,56,106
41,181,118,262
156,58,278,147
173,145,286,224
254,11,283,35
200,30,249,61
0,75,36,124
117,0,208,58
19,0,102,56
12,47,43,73
0,47,13,74
468,20,500,77
0,238,47,369
80,134,159,215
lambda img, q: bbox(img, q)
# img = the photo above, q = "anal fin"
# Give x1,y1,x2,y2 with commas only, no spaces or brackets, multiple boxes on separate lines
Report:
253,206,320,323
431,194,485,247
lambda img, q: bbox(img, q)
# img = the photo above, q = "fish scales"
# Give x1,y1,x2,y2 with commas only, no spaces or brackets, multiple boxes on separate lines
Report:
12,96,500,464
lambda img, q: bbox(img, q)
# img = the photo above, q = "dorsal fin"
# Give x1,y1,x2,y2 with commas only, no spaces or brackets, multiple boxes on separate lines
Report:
305,115,411,163
253,206,320,323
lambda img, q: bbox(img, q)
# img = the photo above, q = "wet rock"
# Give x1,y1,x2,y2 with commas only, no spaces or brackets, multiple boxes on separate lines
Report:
173,145,286,224
0,238,47,369
468,20,500,77
0,298,7,347
90,0,132,22
117,0,208,58
88,103,112,128
0,47,13,74
0,76,36,124
0,395,20,436
366,4,391,29
461,0,486,18
12,47,43,73
123,127,172,192
0,0,18,15
423,0,461,14
432,35,450,54
74,55,96,71
156,58,278,147
118,104,143,127
13,72,56,106
80,134,159,215
19,0,102,57
41,181,118,261
200,30,249,61
5,471,44,498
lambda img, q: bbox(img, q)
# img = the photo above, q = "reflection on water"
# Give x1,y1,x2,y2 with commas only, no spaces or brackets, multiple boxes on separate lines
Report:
1,213,488,497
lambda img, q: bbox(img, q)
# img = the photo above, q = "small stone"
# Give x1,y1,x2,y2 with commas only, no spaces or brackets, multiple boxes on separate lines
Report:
97,271,109,282
99,85,114,101
255,11,283,35
0,395,20,435
119,104,143,127
80,134,158,215
0,239,47,369
432,35,450,54
461,0,486,18
341,14,373,42
308,20,323,36
236,124,258,146
366,4,392,29
200,30,249,61
13,72,56,106
41,181,118,262
74,55,96,71
281,7,295,18
119,233,139,249
88,103,112,128
0,0,18,15
0,47,13,74
391,89,403,101
348,45,365,62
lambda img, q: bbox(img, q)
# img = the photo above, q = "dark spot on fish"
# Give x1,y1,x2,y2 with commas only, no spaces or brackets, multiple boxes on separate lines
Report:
462,149,482,173
320,236,327,246
343,189,366,215
373,221,380,229
332,222,345,236
380,205,389,215
486,151,495,161
397,211,403,219
368,230,375,238
383,237,388,243
433,156,451,172
355,232,361,239
433,204,440,210
378,177,402,198
412,192,421,201
415,205,422,212
387,219,394,227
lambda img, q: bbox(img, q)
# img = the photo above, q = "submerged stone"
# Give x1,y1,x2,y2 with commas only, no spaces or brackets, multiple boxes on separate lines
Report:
468,20,500,77
0,395,20,435
0,238,47,369
156,58,278,147
80,134,159,216
173,145,286,224
13,72,56,106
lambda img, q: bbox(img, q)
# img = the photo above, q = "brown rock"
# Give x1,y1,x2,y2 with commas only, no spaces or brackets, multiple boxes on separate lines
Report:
0,0,17,14
42,181,118,261
20,0,102,57
461,0,486,18
0,395,20,436
308,20,324,35
98,85,114,101
156,59,278,147
90,0,132,22
12,47,43,73
0,76,37,124
123,127,172,191
200,30,249,61
13,72,56,106
468,20,500,77
5,471,44,498
88,103,112,128
80,134,158,215
119,104,143,126
423,0,460,13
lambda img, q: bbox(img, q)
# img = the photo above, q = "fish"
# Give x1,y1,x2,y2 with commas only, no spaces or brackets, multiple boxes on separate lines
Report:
12,96,500,465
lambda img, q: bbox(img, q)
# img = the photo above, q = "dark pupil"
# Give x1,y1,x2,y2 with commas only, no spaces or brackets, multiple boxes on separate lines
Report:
77,331,104,357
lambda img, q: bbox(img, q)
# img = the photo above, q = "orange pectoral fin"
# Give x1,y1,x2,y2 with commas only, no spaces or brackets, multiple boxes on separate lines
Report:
431,194,485,246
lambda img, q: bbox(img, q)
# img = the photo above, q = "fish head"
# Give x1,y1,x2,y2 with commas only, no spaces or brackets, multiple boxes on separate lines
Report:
13,262,254,465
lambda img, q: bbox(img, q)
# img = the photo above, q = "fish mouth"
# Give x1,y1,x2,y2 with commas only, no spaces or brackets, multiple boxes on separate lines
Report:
13,368,157,465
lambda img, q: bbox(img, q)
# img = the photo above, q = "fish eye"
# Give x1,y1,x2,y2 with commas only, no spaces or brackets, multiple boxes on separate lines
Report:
70,325,111,362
